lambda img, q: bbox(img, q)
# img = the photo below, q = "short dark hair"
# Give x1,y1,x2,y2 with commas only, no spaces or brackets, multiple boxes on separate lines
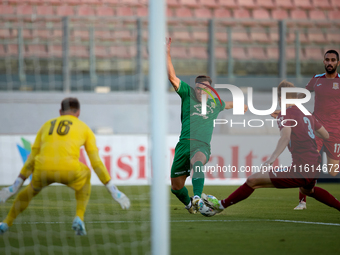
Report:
195,75,212,86
278,80,297,99
61,97,80,112
324,50,339,61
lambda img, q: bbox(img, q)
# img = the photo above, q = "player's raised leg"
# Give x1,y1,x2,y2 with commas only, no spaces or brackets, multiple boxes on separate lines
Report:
203,171,274,212
301,186,340,211
1,182,40,233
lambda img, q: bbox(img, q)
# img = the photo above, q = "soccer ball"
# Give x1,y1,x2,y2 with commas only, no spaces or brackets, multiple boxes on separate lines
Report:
198,196,217,217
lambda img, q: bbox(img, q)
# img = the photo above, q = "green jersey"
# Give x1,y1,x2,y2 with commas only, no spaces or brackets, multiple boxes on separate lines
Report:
176,80,226,145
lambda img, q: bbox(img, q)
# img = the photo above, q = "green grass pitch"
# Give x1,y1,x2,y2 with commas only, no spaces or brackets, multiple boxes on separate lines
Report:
1,184,340,254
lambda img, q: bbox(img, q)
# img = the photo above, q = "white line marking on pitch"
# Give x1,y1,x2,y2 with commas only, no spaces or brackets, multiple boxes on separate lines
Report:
14,219,340,227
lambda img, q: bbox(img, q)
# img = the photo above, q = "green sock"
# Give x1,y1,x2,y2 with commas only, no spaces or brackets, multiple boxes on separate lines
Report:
171,187,191,206
192,161,205,197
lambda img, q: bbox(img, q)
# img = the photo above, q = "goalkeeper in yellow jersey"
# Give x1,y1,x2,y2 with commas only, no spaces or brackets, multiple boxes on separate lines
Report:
0,98,130,236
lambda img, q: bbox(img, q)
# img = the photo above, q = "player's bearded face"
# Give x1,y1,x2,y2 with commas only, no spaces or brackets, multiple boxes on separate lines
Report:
195,82,211,102
324,53,339,74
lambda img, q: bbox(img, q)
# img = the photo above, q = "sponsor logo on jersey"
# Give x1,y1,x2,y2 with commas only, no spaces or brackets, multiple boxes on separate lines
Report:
17,137,31,164
316,83,322,86
333,82,339,90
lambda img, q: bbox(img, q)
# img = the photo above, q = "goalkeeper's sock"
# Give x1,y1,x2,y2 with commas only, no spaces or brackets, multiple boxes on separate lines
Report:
171,187,191,206
192,161,204,197
221,183,254,208
308,187,340,211
299,191,307,203
4,184,39,227
75,180,91,221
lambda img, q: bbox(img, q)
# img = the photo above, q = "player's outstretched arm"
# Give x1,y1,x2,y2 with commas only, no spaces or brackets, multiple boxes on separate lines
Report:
224,101,248,113
263,127,291,166
87,150,131,210
166,37,180,91
315,126,329,140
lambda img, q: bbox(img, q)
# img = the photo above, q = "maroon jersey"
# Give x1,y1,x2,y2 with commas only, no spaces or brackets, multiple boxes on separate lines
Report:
277,106,322,163
305,73,340,138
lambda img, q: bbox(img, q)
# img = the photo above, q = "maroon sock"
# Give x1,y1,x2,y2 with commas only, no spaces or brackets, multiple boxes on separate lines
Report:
309,187,340,211
299,191,307,203
221,183,254,208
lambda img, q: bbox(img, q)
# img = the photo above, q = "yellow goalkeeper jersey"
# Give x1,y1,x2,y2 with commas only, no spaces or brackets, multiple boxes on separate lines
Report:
32,115,97,171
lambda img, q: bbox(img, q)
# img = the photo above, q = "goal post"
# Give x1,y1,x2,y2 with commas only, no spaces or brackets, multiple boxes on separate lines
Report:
149,0,170,255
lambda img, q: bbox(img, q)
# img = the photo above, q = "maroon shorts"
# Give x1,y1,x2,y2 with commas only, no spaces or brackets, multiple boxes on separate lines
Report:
268,161,319,189
315,135,340,161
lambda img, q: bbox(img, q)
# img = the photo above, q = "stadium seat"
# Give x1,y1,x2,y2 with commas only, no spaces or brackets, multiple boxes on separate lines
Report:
109,46,132,58
231,47,248,60
286,47,300,60
0,5,14,15
213,8,232,18
292,0,313,10
248,47,267,60
252,9,274,26
0,45,6,57
26,45,49,58
136,7,148,17
0,29,10,39
269,30,279,42
49,45,63,57
312,0,333,10
116,7,134,16
287,31,309,44
250,28,270,43
290,10,312,27
232,28,250,43
309,10,330,27
96,6,114,16
179,0,199,8
271,9,289,20
82,0,103,4
217,0,238,8
174,7,193,18
216,31,228,42
36,6,54,16
63,0,81,5
199,0,219,8
123,0,143,6
215,47,227,59
304,48,322,60
112,30,133,41
170,47,189,59
167,0,181,7
329,11,340,21
70,45,89,58
94,46,109,58
56,5,75,16
307,29,326,44
256,0,275,9
44,0,63,5
16,5,34,15
77,5,95,16
188,47,208,59
238,0,256,9
326,33,340,43
7,44,18,56
170,31,193,42
192,31,208,42
266,47,278,59
275,0,295,9
102,0,120,4
94,30,112,40
233,8,251,19
22,29,33,39
329,0,340,8
193,8,212,19
32,29,53,39
73,29,90,40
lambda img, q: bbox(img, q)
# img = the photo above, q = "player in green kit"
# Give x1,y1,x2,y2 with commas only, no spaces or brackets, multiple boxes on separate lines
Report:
166,38,248,213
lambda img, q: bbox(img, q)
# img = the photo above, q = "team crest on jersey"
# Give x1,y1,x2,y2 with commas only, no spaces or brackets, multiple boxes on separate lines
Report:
192,104,213,119
333,82,339,90
211,102,215,109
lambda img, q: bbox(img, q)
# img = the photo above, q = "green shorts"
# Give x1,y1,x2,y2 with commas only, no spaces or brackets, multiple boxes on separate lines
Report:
170,139,211,178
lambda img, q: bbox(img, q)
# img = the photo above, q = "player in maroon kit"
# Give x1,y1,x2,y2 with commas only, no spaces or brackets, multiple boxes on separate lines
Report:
203,80,340,214
294,49,340,210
